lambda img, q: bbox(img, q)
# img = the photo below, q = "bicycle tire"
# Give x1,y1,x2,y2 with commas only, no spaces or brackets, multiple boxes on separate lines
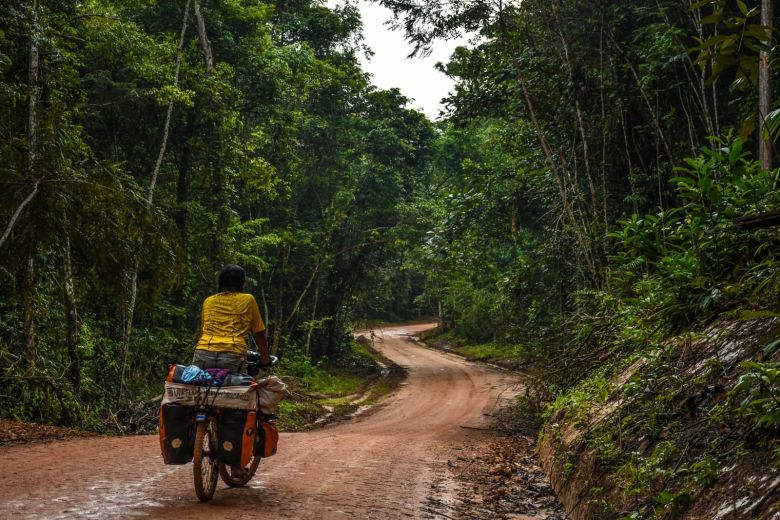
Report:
193,420,219,501
218,455,261,487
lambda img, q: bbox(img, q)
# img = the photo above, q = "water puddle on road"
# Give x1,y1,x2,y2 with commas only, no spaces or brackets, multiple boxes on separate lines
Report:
5,464,182,519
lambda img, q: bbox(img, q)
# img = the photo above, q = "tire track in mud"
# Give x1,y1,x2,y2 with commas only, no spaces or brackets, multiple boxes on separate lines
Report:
0,323,521,519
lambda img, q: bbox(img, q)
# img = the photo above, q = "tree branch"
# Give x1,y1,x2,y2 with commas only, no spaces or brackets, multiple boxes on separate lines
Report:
0,178,41,249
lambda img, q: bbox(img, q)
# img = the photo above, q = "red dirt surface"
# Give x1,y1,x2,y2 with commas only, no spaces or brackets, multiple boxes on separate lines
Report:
0,323,557,519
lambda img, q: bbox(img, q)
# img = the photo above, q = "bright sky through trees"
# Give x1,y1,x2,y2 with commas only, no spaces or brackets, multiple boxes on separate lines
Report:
329,0,468,120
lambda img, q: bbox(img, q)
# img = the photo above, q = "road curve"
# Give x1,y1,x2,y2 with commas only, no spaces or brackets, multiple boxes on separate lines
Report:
0,323,519,519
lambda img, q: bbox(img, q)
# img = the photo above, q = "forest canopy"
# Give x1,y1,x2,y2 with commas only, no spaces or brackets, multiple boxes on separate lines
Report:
0,0,437,426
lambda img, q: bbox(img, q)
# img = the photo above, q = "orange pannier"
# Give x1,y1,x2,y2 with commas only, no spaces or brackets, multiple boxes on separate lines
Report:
217,408,256,468
255,420,279,457
240,411,257,468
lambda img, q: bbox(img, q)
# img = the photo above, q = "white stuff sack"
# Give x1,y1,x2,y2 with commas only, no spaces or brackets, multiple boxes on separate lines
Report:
162,382,258,410
256,376,286,414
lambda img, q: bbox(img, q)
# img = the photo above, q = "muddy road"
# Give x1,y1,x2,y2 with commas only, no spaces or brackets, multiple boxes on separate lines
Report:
0,323,522,519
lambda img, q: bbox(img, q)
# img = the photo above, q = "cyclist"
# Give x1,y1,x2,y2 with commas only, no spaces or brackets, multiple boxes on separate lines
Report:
193,264,272,373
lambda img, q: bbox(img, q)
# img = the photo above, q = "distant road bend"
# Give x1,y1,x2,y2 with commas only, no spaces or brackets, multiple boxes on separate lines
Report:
0,322,519,519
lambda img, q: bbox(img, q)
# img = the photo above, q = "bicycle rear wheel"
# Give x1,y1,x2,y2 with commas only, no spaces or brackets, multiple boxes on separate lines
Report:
218,455,261,487
193,420,219,501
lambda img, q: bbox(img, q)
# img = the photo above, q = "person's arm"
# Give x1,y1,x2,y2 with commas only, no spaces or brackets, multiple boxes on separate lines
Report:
248,295,271,365
253,331,271,366
195,301,205,346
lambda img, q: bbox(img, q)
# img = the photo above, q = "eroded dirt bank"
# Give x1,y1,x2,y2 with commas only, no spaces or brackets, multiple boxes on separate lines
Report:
0,323,557,519
539,317,780,519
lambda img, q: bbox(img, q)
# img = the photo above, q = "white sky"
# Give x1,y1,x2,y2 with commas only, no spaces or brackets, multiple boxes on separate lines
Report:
327,0,469,120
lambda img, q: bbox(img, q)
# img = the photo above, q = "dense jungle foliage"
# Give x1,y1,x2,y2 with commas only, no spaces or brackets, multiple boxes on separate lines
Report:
0,0,436,428
378,0,780,515
2,0,780,460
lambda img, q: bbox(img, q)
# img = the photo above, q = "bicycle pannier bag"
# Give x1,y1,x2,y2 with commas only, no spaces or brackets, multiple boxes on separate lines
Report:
254,420,279,458
241,411,257,468
159,403,194,464
218,408,255,468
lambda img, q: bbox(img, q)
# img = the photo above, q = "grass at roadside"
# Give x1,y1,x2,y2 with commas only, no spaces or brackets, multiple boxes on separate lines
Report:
420,329,527,368
455,342,525,362
275,339,399,431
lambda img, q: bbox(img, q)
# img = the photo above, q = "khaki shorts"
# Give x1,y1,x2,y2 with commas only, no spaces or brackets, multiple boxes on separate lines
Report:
191,350,247,374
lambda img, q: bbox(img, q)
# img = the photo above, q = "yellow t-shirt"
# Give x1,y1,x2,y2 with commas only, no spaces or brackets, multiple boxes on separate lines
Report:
195,292,265,355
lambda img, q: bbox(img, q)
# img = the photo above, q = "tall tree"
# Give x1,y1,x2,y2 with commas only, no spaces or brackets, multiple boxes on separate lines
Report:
760,0,774,170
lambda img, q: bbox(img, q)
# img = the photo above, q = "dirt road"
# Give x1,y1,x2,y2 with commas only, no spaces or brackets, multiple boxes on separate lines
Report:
0,323,521,519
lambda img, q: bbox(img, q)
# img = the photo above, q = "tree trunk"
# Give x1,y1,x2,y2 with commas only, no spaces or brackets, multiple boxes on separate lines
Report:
119,0,191,401
23,246,36,372
550,1,600,222
620,110,640,215
283,262,322,330
304,281,320,355
607,30,674,166
271,299,283,356
260,285,270,336
599,14,610,228
193,0,214,73
62,233,81,393
28,0,40,175
171,111,194,344
759,0,774,171
677,87,699,156
119,267,138,400
146,0,191,206
21,0,41,373
175,108,195,234
672,1,716,137
496,3,600,285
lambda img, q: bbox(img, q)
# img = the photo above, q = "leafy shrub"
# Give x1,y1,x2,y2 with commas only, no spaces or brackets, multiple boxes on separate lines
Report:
733,360,780,430
611,136,780,323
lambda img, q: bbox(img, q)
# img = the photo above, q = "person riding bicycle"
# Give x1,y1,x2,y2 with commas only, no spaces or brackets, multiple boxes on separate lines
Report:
193,264,272,373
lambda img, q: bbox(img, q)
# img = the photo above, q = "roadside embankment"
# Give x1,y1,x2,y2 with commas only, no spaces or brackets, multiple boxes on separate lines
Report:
262,336,407,431
539,316,780,519
0,419,97,446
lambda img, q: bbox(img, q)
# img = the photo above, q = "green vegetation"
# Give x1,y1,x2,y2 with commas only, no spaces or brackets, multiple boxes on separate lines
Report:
0,0,433,430
274,340,382,431
424,330,527,366
454,342,525,363
734,360,780,429
376,0,780,516
2,0,780,513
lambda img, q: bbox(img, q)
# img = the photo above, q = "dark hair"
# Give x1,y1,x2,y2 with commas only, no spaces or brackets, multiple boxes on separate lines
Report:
217,264,246,292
